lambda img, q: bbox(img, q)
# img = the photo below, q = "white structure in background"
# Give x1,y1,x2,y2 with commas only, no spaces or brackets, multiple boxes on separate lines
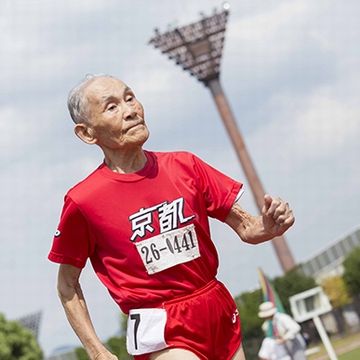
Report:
299,225,360,332
300,226,360,282
290,287,337,360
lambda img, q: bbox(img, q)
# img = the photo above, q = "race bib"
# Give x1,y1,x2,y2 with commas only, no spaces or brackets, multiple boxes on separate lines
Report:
126,308,168,355
135,224,200,274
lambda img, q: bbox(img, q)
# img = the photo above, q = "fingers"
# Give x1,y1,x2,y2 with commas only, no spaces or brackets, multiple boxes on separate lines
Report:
263,195,295,227
262,194,273,214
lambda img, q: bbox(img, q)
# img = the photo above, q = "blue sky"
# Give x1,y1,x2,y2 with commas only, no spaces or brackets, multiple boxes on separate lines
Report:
1,0,359,356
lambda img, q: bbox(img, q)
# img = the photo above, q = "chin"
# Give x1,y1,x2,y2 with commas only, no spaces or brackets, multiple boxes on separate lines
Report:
132,130,150,147
139,127,150,143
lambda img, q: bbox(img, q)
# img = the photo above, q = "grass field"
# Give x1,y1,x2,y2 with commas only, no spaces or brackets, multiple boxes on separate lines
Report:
308,331,360,360
339,347,360,360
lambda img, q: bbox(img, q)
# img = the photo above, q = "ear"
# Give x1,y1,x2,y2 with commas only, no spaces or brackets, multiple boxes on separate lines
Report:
74,123,97,144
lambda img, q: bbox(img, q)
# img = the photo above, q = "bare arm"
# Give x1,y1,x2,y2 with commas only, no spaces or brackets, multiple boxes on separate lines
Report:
57,264,117,360
225,194,295,244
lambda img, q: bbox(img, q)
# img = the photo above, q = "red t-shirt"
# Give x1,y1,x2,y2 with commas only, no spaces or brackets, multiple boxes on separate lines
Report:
48,151,243,313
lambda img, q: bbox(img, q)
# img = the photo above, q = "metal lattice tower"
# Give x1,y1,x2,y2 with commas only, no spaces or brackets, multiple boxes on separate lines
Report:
149,7,228,84
149,4,296,272
16,311,42,340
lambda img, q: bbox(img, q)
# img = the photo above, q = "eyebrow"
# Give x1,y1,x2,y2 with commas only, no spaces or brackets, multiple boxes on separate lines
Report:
100,87,133,103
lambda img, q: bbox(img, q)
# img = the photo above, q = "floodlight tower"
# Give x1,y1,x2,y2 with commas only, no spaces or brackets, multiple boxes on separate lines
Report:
149,4,296,272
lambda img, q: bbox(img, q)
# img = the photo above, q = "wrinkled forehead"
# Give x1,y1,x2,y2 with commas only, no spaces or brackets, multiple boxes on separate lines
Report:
83,77,129,104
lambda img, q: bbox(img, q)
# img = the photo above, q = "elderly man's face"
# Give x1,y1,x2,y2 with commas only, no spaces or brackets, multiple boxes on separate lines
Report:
81,77,149,150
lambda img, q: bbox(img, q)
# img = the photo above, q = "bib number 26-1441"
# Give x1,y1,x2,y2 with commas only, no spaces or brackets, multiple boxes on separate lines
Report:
126,308,168,355
135,224,200,275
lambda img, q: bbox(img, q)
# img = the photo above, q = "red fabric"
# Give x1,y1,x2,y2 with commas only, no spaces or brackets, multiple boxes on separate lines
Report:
135,280,242,360
48,151,243,313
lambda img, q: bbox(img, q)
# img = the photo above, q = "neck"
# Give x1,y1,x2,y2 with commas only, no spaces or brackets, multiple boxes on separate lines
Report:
103,146,147,174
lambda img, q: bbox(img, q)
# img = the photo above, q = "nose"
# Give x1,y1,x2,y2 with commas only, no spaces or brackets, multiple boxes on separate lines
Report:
123,103,136,120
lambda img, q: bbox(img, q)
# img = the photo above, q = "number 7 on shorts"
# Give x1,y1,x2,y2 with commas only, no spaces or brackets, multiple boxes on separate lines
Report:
126,308,168,355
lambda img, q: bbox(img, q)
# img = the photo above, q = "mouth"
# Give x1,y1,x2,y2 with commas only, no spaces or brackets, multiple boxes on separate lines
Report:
127,120,145,131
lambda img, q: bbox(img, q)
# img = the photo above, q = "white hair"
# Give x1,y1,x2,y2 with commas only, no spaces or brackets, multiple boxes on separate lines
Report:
67,73,116,124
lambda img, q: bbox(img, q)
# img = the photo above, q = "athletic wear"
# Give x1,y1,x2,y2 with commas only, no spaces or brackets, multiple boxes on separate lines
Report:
49,150,244,356
134,280,241,360
49,151,243,313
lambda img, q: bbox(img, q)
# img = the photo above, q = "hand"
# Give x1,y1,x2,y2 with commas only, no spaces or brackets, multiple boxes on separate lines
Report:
262,194,295,237
94,351,118,360
275,337,286,345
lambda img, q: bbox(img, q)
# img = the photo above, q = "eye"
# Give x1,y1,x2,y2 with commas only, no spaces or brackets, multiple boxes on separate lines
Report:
126,95,134,102
107,104,117,112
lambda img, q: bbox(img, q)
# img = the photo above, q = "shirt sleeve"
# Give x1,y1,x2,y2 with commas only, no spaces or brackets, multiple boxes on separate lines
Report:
277,313,301,340
191,153,243,221
48,195,95,268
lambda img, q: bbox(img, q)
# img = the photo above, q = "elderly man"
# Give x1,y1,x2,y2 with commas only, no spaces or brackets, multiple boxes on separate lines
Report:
48,74,295,360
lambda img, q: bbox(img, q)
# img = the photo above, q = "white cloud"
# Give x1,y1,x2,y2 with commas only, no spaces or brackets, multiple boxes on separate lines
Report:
293,92,360,155
233,1,308,42
250,88,360,165
228,1,309,64
0,106,49,159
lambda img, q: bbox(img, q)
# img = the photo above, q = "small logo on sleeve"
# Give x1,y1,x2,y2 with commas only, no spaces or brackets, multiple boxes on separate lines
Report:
232,309,239,324
54,230,61,237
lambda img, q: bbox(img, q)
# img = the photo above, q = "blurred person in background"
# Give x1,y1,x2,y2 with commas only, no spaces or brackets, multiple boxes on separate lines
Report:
258,302,306,360
258,337,291,360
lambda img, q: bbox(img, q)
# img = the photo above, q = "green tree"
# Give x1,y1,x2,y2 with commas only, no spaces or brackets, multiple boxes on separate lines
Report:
343,246,360,319
321,276,351,308
104,313,131,359
75,336,131,360
235,289,263,339
106,336,131,360
0,313,43,360
75,313,130,360
321,275,351,334
74,347,89,360
343,246,360,296
235,289,263,359
273,268,316,313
